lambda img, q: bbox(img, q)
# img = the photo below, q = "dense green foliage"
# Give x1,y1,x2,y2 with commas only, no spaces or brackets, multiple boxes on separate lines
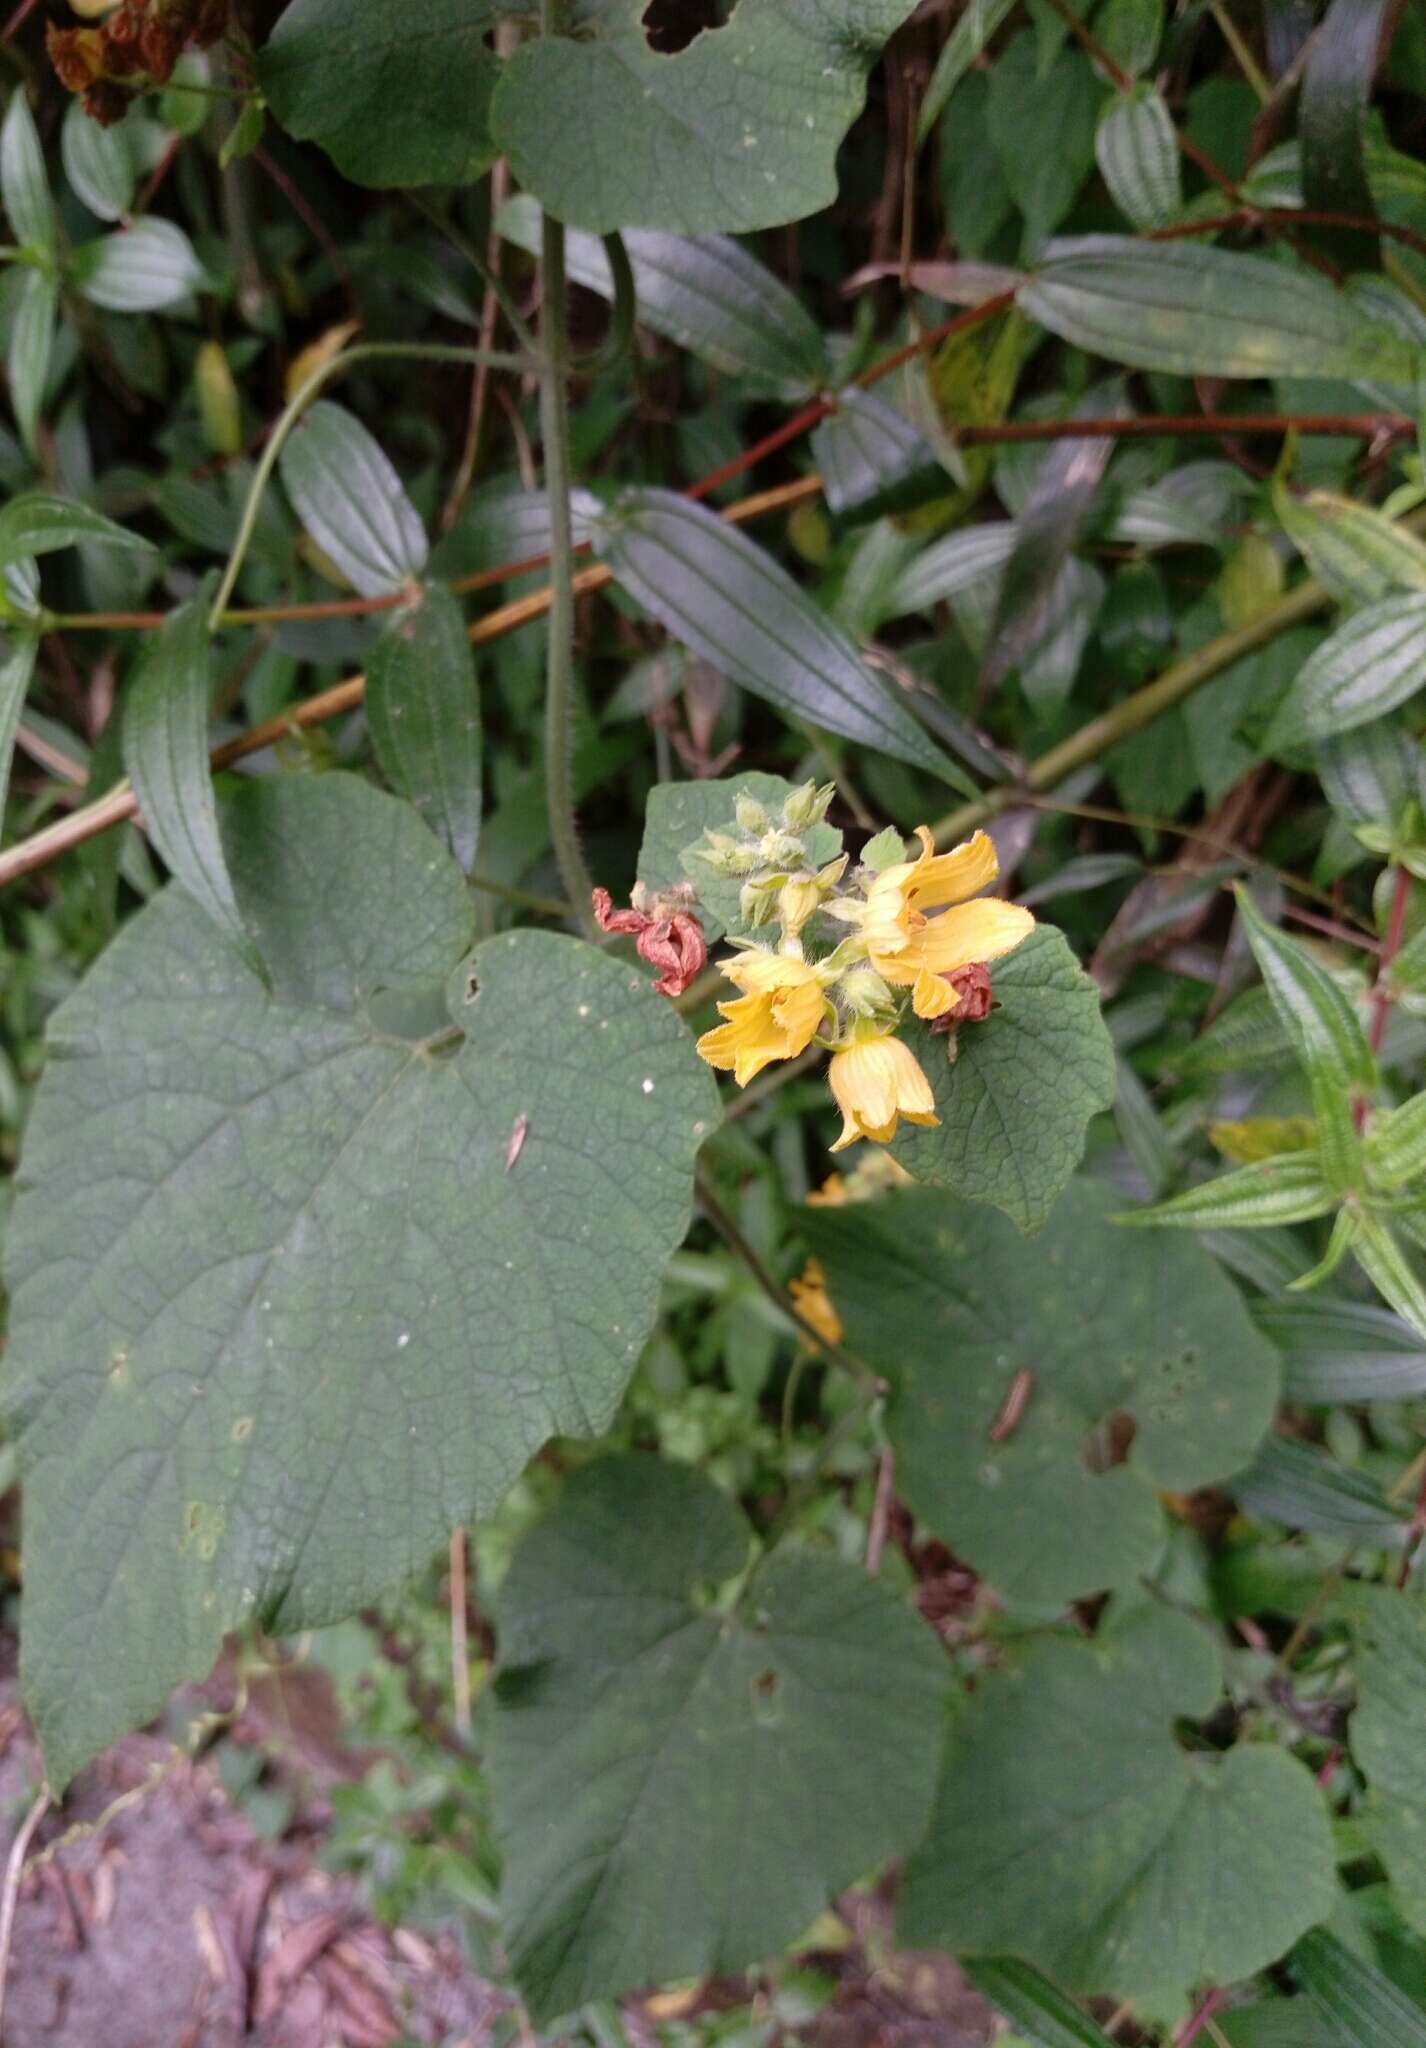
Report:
2,2,1426,2043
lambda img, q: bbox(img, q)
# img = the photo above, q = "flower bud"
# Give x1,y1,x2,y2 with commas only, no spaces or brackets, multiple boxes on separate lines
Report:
836,967,896,1021
777,877,821,936
734,793,770,834
759,829,805,871
782,780,835,832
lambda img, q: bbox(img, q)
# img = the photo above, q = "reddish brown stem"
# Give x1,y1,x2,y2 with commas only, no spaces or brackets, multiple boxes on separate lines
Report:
1175,1988,1227,2048
1370,863,1415,1054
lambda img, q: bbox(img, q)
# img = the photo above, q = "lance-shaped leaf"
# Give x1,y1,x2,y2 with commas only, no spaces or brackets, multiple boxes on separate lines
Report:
1,89,55,256
1117,1152,1335,1230
0,492,153,579
0,628,39,822
1353,1214,1426,1339
488,1455,945,2023
1273,484,1426,608
1233,1433,1409,1546
916,0,1017,145
1095,85,1181,231
9,268,55,459
811,389,946,520
900,1606,1335,2006
72,218,205,312
490,0,919,236
497,197,827,389
1269,594,1426,748
1236,891,1374,1187
1293,1928,1426,2048
1366,1093,1426,1189
1019,236,1415,383
1346,1586,1426,1937
962,1960,1117,2048
1300,0,1391,268
2,774,718,1787
805,1179,1279,1605
1319,716,1420,830
366,582,482,876
886,926,1116,1231
121,583,255,968
280,402,428,599
261,0,500,189
593,490,965,784
1257,1296,1426,1403
882,521,1018,620
61,97,140,223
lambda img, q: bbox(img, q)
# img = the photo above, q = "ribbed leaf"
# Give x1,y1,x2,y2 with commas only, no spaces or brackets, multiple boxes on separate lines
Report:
1095,85,1181,230
1294,1928,1426,2048
1318,717,1419,829
1,89,54,255
1117,1153,1334,1229
883,522,1017,619
811,389,944,519
1273,484,1426,607
1258,1296,1426,1403
1300,0,1392,268
1020,237,1414,382
61,97,139,223
917,0,1017,145
1353,1215,1426,1339
0,629,39,823
497,197,827,389
0,493,152,576
1235,1433,1409,1544
1269,594,1426,747
1366,1093,1426,1188
366,582,482,876
121,583,255,966
280,401,428,598
962,1960,1116,2048
73,219,205,312
9,267,55,459
593,490,966,784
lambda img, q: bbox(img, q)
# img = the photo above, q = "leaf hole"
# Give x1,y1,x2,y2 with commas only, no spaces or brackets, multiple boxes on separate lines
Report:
1081,1409,1137,1475
640,0,730,54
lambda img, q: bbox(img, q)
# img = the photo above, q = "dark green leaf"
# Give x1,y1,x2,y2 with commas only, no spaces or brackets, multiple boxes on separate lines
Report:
1095,85,1181,231
1020,237,1415,382
1273,484,1426,607
883,522,1017,619
1233,1434,1409,1545
917,0,1017,145
1117,1153,1335,1230
1258,1296,1426,1403
489,1455,945,2022
9,267,55,459
280,402,428,599
261,0,499,189
3,775,718,1786
61,98,139,223
888,926,1116,1231
0,629,39,823
594,490,966,784
901,1606,1335,2005
806,1178,1279,1604
811,390,945,520
121,585,254,965
1293,1927,1426,2048
497,197,827,388
1268,595,1426,748
0,493,153,577
1347,1585,1426,1934
987,39,1104,254
961,1960,1117,2048
489,0,919,235
1300,0,1392,268
72,220,205,312
366,583,482,876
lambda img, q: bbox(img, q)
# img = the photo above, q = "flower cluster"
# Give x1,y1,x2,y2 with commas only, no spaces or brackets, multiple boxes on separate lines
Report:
688,783,1034,1151
49,0,228,126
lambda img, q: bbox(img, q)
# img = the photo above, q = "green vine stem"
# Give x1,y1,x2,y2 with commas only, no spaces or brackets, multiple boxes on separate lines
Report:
538,198,600,933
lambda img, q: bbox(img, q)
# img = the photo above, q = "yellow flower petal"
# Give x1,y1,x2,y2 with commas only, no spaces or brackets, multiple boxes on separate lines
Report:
902,827,1000,912
695,955,826,1085
874,898,1035,988
827,1034,939,1151
788,1258,845,1347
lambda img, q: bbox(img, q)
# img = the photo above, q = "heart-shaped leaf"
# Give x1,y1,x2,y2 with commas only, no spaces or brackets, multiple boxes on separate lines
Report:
3,774,717,1787
900,1606,1335,2009
489,1455,946,2022
805,1178,1280,1604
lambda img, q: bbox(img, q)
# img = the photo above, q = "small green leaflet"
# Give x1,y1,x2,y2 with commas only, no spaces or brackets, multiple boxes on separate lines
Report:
1020,236,1415,383
366,582,482,876
261,0,500,188
72,219,206,313
1,89,55,256
900,1606,1335,2008
489,0,919,236
3,775,717,1787
1272,483,1426,607
1119,1152,1335,1230
594,490,967,785
488,1456,945,2022
9,268,55,460
1095,86,1181,232
1269,594,1426,747
888,926,1116,1230
805,1178,1279,1605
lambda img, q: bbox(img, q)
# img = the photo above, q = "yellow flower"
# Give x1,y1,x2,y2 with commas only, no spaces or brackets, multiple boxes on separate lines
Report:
828,1032,939,1151
695,950,827,1086
864,826,1035,1019
788,1258,844,1347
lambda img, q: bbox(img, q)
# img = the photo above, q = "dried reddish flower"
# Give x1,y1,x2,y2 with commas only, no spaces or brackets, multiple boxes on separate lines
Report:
929,962,994,1032
46,25,107,91
591,888,708,999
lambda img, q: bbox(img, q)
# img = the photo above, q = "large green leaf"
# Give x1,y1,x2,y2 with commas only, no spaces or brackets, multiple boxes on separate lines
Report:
3,774,717,1787
805,1178,1279,1605
488,1455,945,2022
497,197,827,389
1019,237,1415,383
1347,1586,1426,1935
261,0,499,189
488,0,919,235
900,1606,1336,2008
366,582,482,876
594,490,964,783
887,926,1116,1231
